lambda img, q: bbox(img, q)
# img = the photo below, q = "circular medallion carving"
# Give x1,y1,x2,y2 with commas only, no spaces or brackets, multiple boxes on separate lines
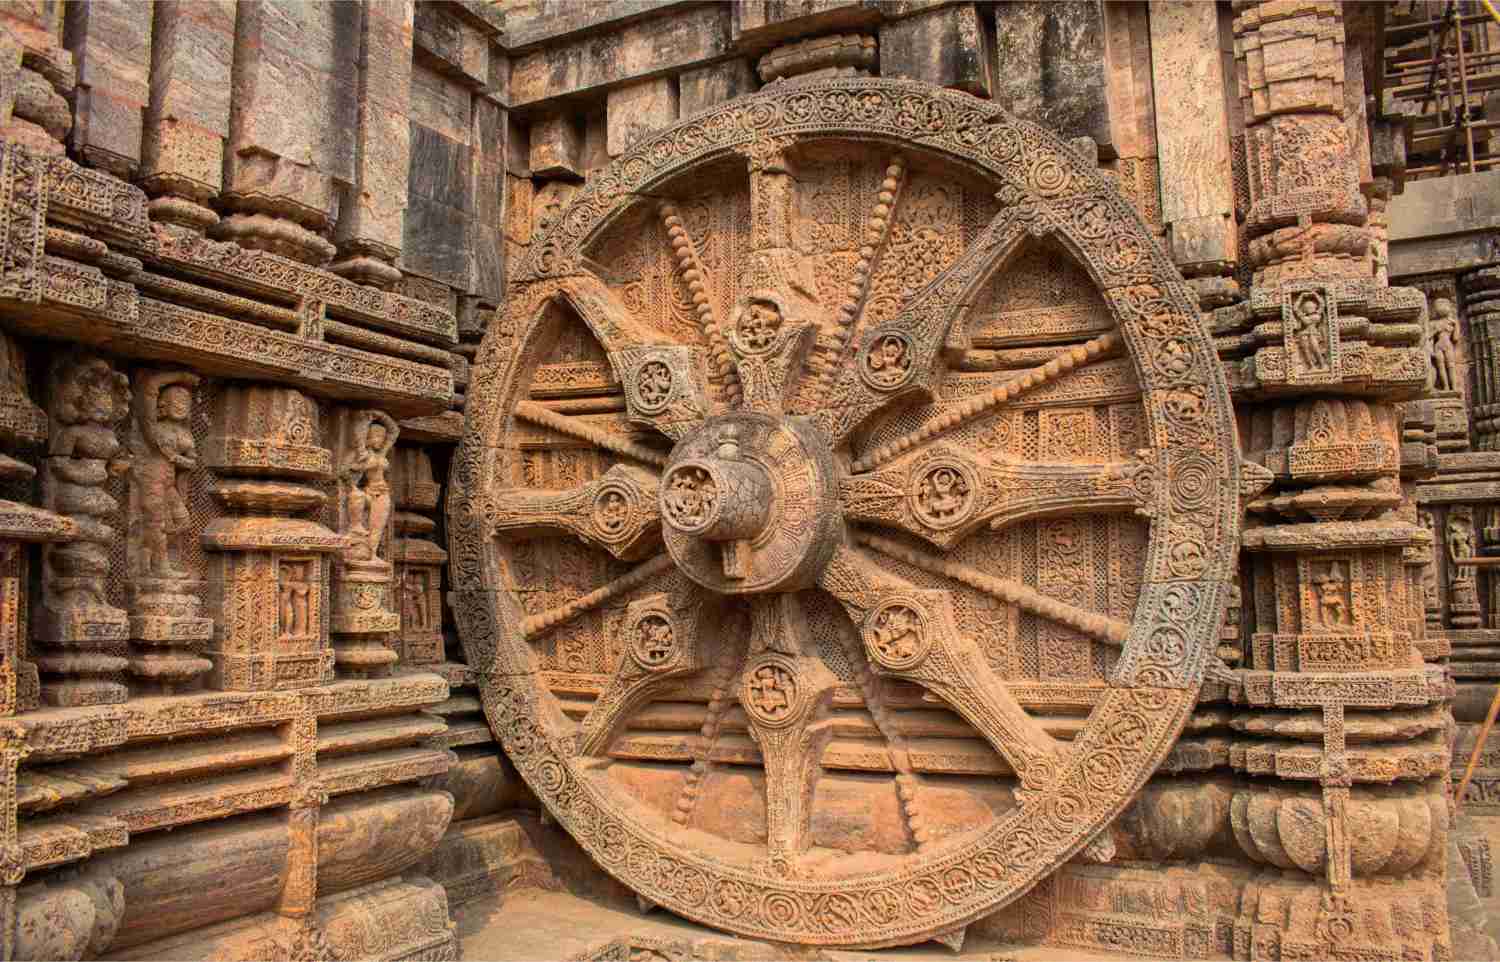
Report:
630,612,676,669
734,296,784,355
453,78,1239,949
635,359,675,412
862,600,931,671
742,656,803,728
592,484,634,540
859,331,916,391
909,459,977,530
661,464,719,533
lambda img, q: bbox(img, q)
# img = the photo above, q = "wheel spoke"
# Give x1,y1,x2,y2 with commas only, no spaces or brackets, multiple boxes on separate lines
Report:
843,447,1156,549
514,400,668,468
609,342,714,441
849,331,1123,473
802,155,908,409
522,553,674,640
739,594,839,875
856,532,1129,647
817,545,1064,793
490,464,661,560
715,142,823,415
575,572,707,757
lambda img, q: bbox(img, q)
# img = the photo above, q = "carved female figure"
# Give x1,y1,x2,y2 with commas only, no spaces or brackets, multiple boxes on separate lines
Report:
1428,297,1461,393
1291,291,1329,372
339,411,399,568
1448,510,1477,577
130,371,199,579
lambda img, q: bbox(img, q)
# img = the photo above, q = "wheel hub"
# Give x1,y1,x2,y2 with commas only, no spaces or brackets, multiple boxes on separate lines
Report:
660,412,841,594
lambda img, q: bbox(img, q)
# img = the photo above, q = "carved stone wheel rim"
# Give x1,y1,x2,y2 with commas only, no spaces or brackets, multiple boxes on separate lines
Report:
450,79,1241,948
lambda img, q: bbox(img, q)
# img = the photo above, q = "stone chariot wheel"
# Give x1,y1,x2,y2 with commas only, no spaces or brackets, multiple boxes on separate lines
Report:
450,79,1241,948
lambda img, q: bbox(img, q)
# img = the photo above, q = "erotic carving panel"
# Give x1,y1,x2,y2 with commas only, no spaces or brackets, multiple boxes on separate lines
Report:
451,79,1240,948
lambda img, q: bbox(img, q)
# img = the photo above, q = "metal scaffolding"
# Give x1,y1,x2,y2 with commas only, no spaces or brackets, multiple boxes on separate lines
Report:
1384,0,1500,178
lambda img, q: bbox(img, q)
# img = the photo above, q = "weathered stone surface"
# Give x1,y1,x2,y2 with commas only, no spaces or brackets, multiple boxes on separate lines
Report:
679,59,757,118
64,0,151,178
993,1,1113,154
606,76,677,157
529,113,583,179
0,2,1479,959
877,3,991,97
453,76,1241,949
509,4,731,107
1149,1,1236,272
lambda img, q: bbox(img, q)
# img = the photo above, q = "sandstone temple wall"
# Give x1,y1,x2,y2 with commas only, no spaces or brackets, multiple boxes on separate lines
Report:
0,1,1481,959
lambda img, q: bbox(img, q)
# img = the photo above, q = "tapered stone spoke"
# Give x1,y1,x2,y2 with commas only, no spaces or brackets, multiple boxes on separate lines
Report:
801,155,908,409
739,595,839,874
817,545,1065,792
848,331,1124,473
575,573,706,758
716,145,825,416
842,449,1156,550
490,464,660,560
522,554,674,640
514,400,668,469
857,532,1129,647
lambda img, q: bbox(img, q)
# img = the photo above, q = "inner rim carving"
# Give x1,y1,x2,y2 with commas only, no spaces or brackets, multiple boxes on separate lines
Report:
450,78,1241,949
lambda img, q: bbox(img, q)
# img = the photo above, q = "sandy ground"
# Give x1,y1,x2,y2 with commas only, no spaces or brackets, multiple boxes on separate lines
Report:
454,889,1133,962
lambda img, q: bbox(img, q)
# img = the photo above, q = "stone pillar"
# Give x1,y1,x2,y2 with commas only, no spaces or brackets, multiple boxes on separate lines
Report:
331,0,413,289
1226,3,1448,958
63,0,151,179
139,0,236,234
1149,1,1239,309
0,2,73,156
0,332,69,716
217,0,359,266
202,385,342,690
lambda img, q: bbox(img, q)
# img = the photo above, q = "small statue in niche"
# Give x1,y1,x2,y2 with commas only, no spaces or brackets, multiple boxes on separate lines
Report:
1312,562,1352,627
129,371,199,579
1448,509,1478,576
1419,509,1441,607
401,569,429,631
1290,291,1329,373
1429,296,1461,393
338,410,399,569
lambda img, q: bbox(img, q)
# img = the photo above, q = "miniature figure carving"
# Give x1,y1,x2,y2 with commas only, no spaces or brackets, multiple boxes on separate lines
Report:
1448,510,1477,575
867,603,924,663
279,562,315,639
338,410,399,569
1428,296,1461,392
401,569,429,631
745,662,795,722
636,360,674,409
46,356,131,615
1290,291,1329,372
736,296,783,353
632,613,674,666
863,333,913,388
662,465,716,529
129,371,199,578
1312,562,1352,626
914,465,971,525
